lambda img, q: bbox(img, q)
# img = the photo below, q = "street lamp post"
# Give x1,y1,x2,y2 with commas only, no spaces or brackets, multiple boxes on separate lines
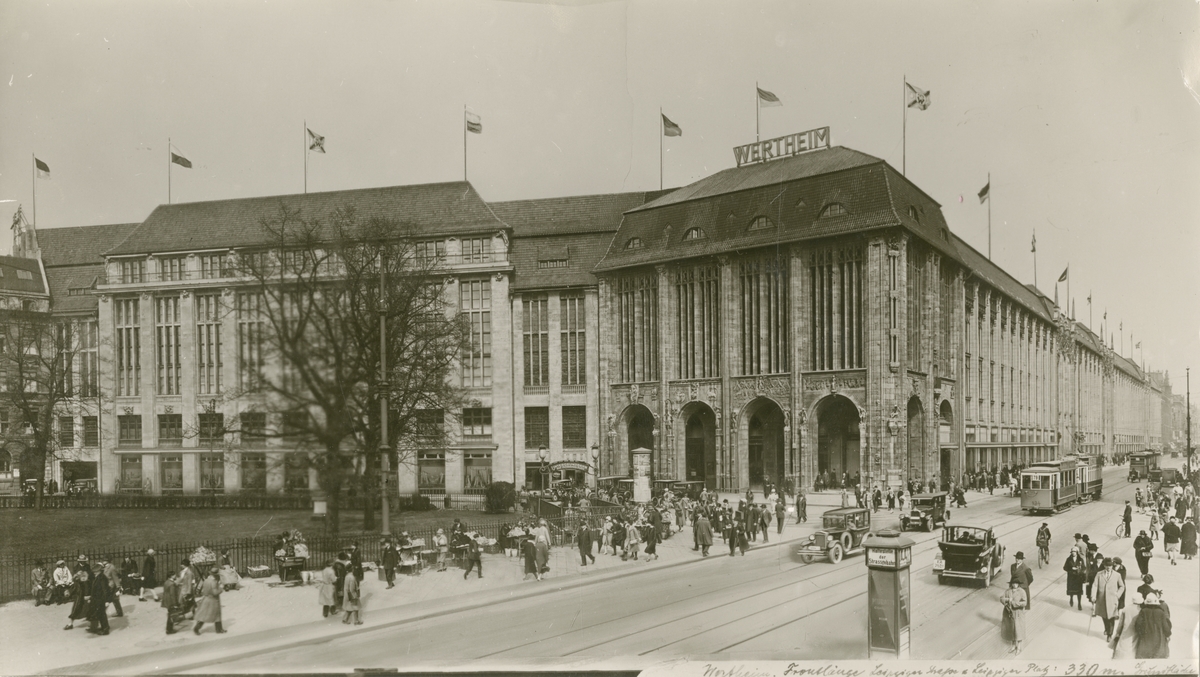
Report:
590,443,599,489
537,446,549,517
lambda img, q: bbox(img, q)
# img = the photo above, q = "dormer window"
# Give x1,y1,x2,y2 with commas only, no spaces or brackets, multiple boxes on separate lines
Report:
624,237,644,250
820,203,847,218
908,206,920,222
16,270,32,280
682,227,706,241
748,216,775,232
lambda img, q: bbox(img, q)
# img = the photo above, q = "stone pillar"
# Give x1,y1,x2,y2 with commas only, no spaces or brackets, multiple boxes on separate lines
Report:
719,257,735,491
490,272,514,489
511,294,527,488
656,265,671,478
224,451,241,493
585,288,601,483
97,295,119,494
142,454,160,495
548,291,563,463
445,448,464,495
181,453,199,493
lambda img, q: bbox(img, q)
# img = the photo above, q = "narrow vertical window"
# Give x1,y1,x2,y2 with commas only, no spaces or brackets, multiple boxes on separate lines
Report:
460,279,492,387
237,292,265,391
115,298,140,396
523,295,549,387
196,294,222,395
560,294,587,386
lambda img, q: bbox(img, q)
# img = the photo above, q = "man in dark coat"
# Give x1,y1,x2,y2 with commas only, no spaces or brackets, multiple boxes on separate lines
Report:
63,568,91,630
348,544,364,582
332,553,348,612
576,523,595,567
140,549,159,601
797,494,807,523
101,558,123,617
1181,518,1197,560
694,513,714,556
1162,518,1182,565
87,566,111,635
161,571,182,634
1134,530,1154,576
775,500,786,534
463,537,484,579
1063,548,1086,610
1132,593,1172,658
748,504,760,542
381,540,400,588
1123,501,1133,537
758,504,771,543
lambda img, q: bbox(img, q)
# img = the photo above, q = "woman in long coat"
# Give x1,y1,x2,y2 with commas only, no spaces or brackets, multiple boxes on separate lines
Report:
1132,594,1172,658
140,549,158,602
193,570,225,634
1063,548,1087,610
1181,519,1197,560
694,513,714,556
532,520,552,573
521,537,539,581
643,518,660,560
87,566,111,635
63,569,91,630
1000,578,1028,653
318,562,337,617
341,571,361,625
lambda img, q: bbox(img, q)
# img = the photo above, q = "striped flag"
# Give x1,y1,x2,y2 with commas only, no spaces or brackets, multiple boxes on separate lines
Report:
35,157,50,179
662,114,682,137
465,111,482,134
757,87,782,107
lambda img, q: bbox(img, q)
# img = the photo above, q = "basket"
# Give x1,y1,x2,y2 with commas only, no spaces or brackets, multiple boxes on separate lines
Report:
246,565,271,579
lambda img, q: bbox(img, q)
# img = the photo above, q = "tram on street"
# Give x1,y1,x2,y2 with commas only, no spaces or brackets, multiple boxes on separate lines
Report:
1128,450,1161,483
1020,455,1103,514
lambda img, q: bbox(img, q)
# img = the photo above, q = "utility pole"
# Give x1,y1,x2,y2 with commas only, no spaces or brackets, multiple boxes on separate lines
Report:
379,253,391,536
1188,367,1192,479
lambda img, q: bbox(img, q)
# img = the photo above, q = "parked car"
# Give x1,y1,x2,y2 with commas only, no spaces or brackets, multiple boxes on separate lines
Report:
900,491,950,532
795,507,872,564
933,524,1005,587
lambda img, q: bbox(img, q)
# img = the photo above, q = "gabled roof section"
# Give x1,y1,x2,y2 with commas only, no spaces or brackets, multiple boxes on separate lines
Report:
1113,353,1144,380
596,146,955,272
490,191,669,237
0,255,47,295
38,223,141,267
106,182,507,257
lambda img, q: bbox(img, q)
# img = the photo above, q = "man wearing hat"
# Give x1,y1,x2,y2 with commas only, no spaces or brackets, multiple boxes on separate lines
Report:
1133,530,1154,576
51,559,73,604
101,557,124,617
1132,592,1172,658
1010,552,1034,609
141,548,159,601
1091,557,1124,641
73,554,90,576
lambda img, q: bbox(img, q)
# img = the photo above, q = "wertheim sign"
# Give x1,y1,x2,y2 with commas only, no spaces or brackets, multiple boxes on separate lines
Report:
733,126,830,167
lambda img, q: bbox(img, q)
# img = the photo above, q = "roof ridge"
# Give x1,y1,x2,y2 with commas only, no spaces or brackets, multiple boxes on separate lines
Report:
152,179,475,209
490,190,650,206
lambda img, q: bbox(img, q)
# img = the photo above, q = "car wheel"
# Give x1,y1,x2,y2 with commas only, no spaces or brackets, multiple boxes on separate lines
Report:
924,520,931,533
799,554,814,564
840,532,853,552
829,543,844,564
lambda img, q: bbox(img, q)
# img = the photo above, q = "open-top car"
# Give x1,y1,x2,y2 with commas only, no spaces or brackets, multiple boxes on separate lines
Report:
933,524,1005,587
900,491,950,532
795,507,872,564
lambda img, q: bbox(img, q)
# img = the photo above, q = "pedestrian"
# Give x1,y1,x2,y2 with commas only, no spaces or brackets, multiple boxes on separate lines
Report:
840,488,849,508
63,568,91,631
87,564,111,635
521,537,539,581
1091,558,1124,641
318,561,337,617
1149,512,1160,540
1133,530,1154,576
797,494,807,523
1000,578,1028,654
341,569,362,625
1085,546,1101,601
331,552,348,610
748,503,760,542
576,522,596,567
872,486,882,513
624,518,642,561
52,559,72,605
177,558,196,619
775,500,786,534
1181,518,1197,560
1063,547,1086,610
1162,517,1181,566
463,537,484,579
348,543,364,582
887,489,896,513
758,504,770,544
533,519,552,574
31,560,51,607
694,512,713,557
601,517,614,556
727,518,740,557
140,549,159,601
1131,593,1172,658
1113,557,1128,609
736,519,750,555
1123,501,1133,538
161,571,182,635
101,557,124,617
193,570,226,635
1010,552,1033,609
433,529,450,572
381,540,399,589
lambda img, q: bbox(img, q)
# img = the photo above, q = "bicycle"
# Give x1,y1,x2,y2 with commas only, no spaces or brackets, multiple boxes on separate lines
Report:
1114,520,1130,538
1037,542,1049,568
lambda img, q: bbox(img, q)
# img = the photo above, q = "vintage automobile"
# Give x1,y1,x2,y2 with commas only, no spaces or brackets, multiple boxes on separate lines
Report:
795,507,872,564
900,491,950,532
933,524,1005,587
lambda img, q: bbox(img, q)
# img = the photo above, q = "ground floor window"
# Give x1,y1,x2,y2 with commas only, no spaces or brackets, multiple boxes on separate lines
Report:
120,455,142,492
242,452,267,490
418,451,446,494
199,453,224,493
161,454,183,493
284,454,309,491
464,453,492,494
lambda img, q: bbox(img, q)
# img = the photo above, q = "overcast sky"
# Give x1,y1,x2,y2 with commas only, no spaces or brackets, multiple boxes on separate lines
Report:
2,0,1198,389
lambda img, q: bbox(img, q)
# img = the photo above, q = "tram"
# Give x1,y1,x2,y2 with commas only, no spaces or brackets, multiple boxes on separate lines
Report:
1127,450,1161,483
1020,455,1104,514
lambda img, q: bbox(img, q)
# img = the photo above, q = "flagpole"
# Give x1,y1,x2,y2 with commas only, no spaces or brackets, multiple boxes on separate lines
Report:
903,76,907,176
304,120,308,195
463,105,468,182
31,153,35,227
987,172,992,259
1032,229,1038,288
168,137,172,205
755,82,760,143
660,107,664,191
1088,294,1092,331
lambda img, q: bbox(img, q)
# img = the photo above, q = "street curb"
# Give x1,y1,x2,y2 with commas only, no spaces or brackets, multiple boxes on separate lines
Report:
49,531,812,676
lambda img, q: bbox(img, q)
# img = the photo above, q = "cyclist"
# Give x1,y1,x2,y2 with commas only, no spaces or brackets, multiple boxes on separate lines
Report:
1035,523,1051,566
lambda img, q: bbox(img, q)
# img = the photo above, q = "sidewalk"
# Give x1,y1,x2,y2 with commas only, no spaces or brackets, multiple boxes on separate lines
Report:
2,518,816,675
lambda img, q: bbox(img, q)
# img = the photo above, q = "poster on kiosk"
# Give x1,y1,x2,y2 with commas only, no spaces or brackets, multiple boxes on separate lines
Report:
863,530,914,659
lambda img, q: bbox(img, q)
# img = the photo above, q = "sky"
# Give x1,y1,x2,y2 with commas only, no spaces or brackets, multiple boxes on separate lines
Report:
2,0,1199,389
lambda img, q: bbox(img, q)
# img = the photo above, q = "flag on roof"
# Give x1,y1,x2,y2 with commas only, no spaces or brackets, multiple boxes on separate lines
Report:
1058,265,1069,282
1136,341,1141,349
1031,231,1036,253
978,181,989,203
757,87,782,107
307,128,325,153
170,152,192,169
465,111,482,134
35,157,50,179
662,114,682,137
906,81,931,110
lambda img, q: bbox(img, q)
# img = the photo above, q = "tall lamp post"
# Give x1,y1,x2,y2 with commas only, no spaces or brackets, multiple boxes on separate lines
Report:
590,443,600,488
1187,368,1192,479
537,446,549,517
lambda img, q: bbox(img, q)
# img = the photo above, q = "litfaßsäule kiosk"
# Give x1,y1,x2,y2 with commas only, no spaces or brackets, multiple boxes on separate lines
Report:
863,529,915,659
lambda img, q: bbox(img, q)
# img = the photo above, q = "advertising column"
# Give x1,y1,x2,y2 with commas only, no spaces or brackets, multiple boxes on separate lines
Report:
863,529,914,659
631,447,652,503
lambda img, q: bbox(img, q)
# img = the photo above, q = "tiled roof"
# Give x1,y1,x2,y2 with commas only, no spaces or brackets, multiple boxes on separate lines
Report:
511,232,615,291
950,234,1053,322
0,255,47,295
596,147,955,272
106,182,507,256
37,223,140,267
45,265,102,314
1113,353,1143,380
490,191,669,237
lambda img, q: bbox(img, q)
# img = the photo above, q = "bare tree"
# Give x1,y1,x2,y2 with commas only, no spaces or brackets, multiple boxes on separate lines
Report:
236,204,466,534
0,309,97,508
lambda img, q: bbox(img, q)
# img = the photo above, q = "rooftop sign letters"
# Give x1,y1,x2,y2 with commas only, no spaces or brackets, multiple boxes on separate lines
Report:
733,126,830,167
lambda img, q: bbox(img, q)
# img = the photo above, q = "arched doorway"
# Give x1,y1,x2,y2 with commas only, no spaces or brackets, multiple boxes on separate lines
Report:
815,396,860,487
743,398,785,492
679,402,716,489
907,397,925,484
939,401,953,490
626,405,655,471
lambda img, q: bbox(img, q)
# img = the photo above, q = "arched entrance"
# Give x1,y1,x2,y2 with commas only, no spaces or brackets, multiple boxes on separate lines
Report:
678,402,716,489
815,396,860,487
907,397,925,484
625,405,655,473
939,401,953,490
743,397,785,492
